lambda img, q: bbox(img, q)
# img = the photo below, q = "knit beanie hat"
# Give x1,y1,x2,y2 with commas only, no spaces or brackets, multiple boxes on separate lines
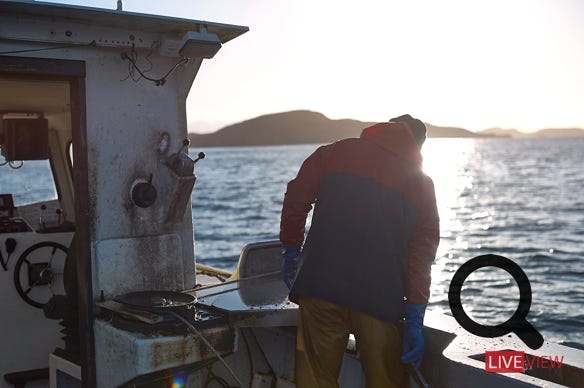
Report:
390,114,427,147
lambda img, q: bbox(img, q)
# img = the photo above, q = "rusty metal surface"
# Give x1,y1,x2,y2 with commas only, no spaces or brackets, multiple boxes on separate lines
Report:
114,290,196,311
94,319,235,387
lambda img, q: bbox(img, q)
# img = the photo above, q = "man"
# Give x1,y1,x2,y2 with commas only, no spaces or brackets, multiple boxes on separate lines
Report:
279,114,440,387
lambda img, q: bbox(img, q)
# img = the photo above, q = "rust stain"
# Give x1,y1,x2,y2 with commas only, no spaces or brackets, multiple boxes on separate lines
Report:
149,327,235,369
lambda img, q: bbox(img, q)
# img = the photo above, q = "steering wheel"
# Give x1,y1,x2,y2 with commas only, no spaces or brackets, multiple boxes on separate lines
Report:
13,241,68,308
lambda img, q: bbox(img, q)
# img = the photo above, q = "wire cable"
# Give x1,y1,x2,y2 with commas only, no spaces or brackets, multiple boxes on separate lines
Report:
121,44,189,86
240,328,254,387
247,328,277,377
0,41,96,55
171,312,245,388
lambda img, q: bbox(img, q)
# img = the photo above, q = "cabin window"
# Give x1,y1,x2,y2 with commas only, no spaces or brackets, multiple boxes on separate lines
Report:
1,118,49,161
66,140,74,180
0,117,57,206
0,159,58,206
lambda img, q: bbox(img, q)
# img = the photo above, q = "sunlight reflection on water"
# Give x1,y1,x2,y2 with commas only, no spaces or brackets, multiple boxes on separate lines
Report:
422,138,476,266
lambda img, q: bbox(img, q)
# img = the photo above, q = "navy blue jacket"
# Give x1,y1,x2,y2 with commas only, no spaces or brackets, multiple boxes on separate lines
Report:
280,122,440,323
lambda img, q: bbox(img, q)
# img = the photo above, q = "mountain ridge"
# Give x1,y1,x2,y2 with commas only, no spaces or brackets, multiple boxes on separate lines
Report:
481,127,584,138
188,110,584,147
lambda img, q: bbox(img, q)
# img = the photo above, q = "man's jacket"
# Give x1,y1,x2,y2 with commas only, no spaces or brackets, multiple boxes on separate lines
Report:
280,121,440,323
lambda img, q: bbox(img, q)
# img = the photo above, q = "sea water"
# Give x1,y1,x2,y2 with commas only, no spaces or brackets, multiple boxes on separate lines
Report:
1,137,582,347
190,137,584,348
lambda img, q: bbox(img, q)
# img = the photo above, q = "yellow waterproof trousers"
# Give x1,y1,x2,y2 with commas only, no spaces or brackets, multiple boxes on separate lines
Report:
296,296,406,388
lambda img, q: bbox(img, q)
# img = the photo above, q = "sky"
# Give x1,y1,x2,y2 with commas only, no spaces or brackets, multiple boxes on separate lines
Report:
48,0,584,133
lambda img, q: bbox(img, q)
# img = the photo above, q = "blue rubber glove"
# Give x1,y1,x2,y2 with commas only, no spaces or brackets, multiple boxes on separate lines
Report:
281,244,301,289
401,303,426,371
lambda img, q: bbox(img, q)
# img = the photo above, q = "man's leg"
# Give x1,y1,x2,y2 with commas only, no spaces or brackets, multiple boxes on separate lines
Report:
296,296,351,388
350,310,407,388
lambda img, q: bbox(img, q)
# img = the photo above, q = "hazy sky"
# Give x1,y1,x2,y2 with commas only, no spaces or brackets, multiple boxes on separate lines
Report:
50,0,584,133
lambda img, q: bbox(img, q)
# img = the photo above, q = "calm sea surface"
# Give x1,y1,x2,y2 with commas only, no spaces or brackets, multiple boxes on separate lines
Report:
2,137,583,348
190,137,584,348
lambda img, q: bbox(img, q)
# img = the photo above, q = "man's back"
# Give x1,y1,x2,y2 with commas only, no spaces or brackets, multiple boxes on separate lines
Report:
280,116,441,386
280,122,439,323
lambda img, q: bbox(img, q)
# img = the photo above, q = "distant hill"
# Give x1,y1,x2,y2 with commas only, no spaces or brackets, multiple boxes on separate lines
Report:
531,128,584,137
189,111,371,147
480,128,525,137
188,110,490,147
427,124,488,138
481,127,584,138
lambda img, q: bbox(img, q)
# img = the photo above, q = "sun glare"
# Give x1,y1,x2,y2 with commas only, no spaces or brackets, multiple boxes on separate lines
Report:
422,138,475,238
422,138,476,306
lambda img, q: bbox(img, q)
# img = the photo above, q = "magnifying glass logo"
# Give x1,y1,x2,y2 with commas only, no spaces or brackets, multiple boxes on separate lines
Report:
448,254,544,350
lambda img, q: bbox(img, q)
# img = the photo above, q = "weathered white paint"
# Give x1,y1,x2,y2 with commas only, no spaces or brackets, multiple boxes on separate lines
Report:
94,234,184,297
0,2,247,386
94,320,236,387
